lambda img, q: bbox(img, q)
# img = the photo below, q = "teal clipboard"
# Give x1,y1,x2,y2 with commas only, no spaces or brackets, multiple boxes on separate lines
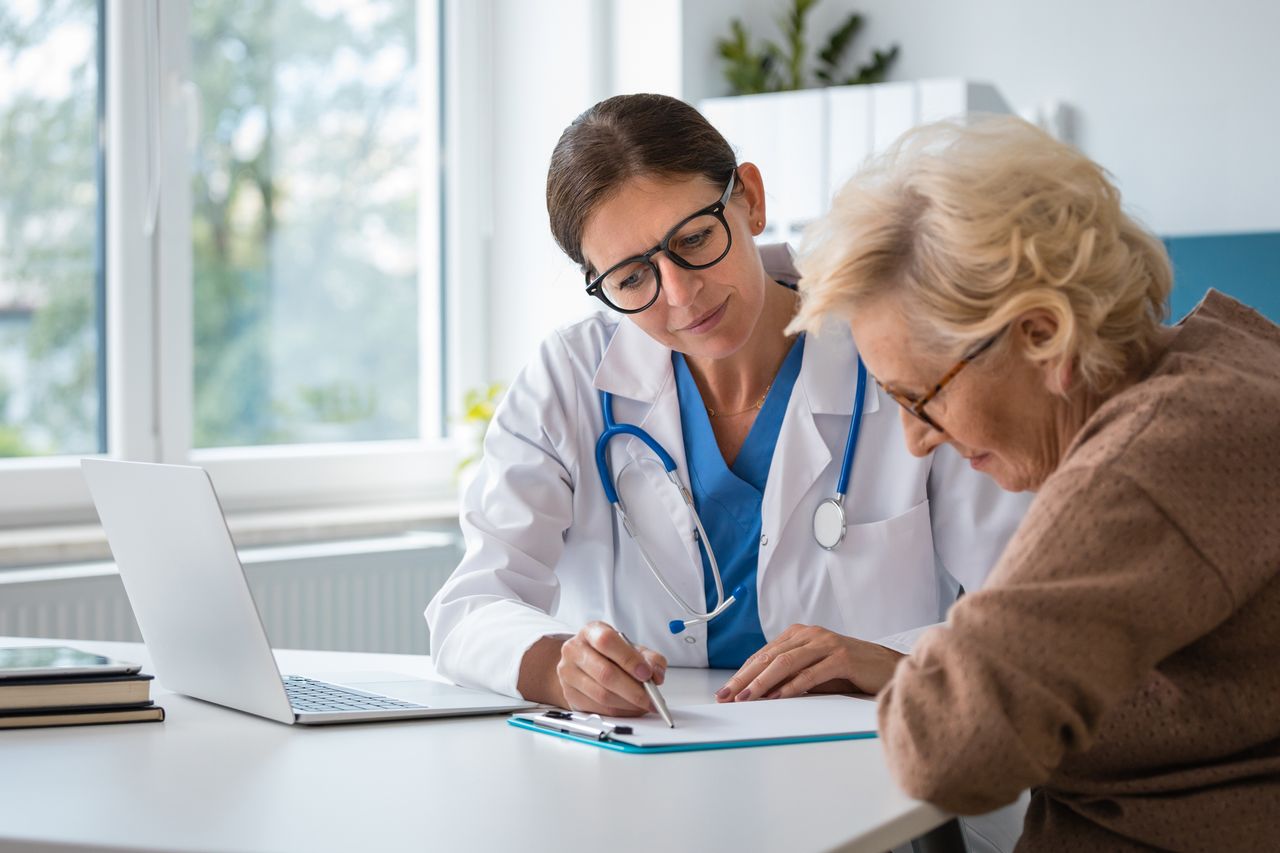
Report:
508,696,880,754
508,716,877,753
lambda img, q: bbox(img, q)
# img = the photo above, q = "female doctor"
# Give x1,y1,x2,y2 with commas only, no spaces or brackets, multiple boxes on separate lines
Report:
426,93,1029,717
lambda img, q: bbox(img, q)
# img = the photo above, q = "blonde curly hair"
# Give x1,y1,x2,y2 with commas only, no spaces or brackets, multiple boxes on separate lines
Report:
791,115,1172,393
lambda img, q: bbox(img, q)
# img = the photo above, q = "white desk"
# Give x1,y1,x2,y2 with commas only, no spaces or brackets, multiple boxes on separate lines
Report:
0,637,956,853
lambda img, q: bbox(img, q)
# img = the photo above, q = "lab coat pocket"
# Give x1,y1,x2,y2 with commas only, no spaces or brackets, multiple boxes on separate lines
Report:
824,499,940,640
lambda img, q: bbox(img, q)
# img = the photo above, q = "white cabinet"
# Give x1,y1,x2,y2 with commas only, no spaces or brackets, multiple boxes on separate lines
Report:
701,79,1010,242
826,84,874,207
698,88,829,242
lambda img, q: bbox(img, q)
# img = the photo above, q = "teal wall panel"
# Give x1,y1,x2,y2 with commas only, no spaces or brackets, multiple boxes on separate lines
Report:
1163,232,1279,322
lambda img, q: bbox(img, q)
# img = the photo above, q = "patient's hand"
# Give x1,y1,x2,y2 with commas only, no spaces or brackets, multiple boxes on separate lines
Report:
715,625,903,703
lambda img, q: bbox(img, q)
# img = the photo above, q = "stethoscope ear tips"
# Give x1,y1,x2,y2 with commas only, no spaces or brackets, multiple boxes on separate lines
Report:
668,620,687,635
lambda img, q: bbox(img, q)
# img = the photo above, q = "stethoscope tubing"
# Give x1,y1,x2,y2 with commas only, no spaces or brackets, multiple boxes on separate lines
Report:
596,391,730,627
834,357,868,500
597,390,679,502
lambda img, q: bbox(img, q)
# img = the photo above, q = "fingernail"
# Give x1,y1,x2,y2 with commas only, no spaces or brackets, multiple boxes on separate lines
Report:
765,690,780,700
715,687,730,700
735,689,752,702
634,663,652,681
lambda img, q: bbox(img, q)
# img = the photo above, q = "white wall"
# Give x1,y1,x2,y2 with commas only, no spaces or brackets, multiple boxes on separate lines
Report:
679,0,1280,238
482,0,602,385
481,0,686,384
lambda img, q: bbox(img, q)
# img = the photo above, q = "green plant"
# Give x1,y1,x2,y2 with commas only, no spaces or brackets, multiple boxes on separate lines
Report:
455,382,505,478
716,20,778,95
716,0,899,96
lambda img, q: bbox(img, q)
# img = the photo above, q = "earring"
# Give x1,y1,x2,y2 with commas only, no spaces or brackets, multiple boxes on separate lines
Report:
755,220,763,228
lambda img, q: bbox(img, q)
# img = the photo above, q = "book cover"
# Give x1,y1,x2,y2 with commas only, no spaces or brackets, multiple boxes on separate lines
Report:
0,673,155,711
0,702,165,730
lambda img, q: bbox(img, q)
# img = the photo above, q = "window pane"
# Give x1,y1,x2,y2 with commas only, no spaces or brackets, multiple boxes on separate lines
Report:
0,0,103,458
191,0,424,448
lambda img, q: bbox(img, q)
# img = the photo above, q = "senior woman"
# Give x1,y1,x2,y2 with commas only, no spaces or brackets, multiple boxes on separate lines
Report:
778,115,1280,851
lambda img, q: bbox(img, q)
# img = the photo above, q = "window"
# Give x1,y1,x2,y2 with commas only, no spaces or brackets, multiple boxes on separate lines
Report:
0,0,104,460
0,0,457,533
191,0,423,448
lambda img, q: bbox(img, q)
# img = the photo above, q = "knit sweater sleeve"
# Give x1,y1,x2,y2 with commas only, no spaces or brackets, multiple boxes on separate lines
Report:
876,465,1235,814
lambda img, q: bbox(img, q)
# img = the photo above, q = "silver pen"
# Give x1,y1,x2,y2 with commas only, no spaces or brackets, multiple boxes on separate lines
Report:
618,631,674,728
529,710,631,741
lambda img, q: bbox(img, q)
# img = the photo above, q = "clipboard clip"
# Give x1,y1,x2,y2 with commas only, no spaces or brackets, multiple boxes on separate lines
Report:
531,710,633,742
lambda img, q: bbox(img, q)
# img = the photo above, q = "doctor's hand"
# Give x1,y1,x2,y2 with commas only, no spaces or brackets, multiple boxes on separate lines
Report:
714,625,903,703
525,621,667,716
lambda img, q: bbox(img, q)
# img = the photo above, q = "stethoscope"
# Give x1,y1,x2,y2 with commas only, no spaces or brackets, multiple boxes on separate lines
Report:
812,356,867,551
593,355,867,634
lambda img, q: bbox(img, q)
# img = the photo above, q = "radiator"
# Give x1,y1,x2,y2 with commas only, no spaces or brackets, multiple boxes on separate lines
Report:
0,531,462,655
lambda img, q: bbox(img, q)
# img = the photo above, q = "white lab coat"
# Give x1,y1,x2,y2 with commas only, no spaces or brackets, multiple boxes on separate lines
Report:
427,245,1031,698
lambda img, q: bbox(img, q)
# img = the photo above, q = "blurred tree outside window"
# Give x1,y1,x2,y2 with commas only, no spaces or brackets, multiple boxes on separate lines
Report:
191,0,424,448
0,0,102,459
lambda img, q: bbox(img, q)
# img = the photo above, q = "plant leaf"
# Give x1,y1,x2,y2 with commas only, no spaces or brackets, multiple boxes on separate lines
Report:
716,18,779,95
777,0,819,90
817,13,862,73
717,5,898,94
847,44,899,85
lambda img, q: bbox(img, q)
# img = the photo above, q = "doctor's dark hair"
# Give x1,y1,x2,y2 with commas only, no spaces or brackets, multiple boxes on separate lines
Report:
546,93,738,273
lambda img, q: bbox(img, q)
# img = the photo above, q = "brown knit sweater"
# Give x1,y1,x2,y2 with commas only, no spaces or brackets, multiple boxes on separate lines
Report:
878,291,1280,852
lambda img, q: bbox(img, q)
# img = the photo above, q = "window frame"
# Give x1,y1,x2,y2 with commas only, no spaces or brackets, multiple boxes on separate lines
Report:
0,0,479,531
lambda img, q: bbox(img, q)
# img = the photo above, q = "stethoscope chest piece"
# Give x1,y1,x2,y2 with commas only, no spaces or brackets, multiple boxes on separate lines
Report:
813,497,846,550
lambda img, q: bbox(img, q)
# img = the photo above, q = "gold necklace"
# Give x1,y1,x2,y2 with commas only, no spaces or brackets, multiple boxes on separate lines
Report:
706,384,772,418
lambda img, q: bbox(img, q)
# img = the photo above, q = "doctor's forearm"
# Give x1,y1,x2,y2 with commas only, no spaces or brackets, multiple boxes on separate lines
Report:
517,636,569,706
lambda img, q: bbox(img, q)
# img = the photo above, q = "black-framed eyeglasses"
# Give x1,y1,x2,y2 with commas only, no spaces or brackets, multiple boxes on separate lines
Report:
583,170,737,314
876,330,1003,432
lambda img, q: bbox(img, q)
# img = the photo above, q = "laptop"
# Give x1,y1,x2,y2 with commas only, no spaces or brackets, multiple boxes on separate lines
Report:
81,458,535,725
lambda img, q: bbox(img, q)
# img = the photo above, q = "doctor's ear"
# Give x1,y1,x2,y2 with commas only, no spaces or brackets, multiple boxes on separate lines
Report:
733,162,767,234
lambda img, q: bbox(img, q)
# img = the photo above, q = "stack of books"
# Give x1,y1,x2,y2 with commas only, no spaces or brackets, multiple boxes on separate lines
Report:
0,645,165,730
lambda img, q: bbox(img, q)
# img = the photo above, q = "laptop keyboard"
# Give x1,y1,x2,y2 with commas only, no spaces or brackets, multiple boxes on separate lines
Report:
284,676,428,713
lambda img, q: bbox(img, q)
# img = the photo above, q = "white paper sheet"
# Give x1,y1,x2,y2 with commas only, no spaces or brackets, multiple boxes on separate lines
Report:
515,694,878,748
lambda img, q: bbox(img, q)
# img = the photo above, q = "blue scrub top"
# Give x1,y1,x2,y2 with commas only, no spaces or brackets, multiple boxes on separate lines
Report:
672,334,806,669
